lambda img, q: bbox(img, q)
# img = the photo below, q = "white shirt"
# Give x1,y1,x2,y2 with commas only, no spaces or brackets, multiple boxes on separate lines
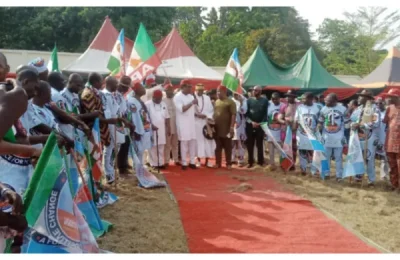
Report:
318,104,347,147
102,89,125,144
145,100,170,145
173,92,196,141
58,88,80,139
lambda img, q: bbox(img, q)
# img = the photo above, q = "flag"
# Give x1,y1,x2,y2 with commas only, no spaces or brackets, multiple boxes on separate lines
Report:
127,23,161,83
87,119,118,209
280,127,294,171
297,111,326,152
260,123,293,171
343,130,365,178
310,131,330,179
107,29,125,76
222,48,244,94
128,136,166,188
71,129,112,238
47,44,59,72
22,133,100,253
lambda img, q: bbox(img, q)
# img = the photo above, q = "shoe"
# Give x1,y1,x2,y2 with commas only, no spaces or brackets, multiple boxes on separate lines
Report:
246,164,254,169
301,171,307,176
182,165,188,170
289,166,295,172
189,164,197,169
175,162,182,166
206,162,214,168
368,182,375,188
336,178,342,183
266,165,277,171
196,163,201,168
227,165,232,170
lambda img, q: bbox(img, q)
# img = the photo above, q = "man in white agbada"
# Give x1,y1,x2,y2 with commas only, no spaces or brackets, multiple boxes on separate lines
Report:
193,83,215,168
145,89,170,169
163,84,179,165
317,93,347,181
232,93,247,166
173,80,198,170
266,92,283,171
101,76,126,184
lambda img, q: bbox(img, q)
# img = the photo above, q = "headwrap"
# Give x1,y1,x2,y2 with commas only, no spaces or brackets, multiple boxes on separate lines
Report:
164,83,173,90
195,83,204,91
180,79,191,87
217,85,227,92
132,82,142,92
28,57,47,74
145,73,156,86
153,89,163,98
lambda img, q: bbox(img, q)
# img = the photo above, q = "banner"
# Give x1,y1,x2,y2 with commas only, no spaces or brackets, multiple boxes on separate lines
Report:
22,133,100,253
343,130,365,178
311,131,330,179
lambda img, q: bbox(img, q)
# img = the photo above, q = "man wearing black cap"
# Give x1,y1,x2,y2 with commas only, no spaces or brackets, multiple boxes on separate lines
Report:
350,90,381,186
245,85,268,168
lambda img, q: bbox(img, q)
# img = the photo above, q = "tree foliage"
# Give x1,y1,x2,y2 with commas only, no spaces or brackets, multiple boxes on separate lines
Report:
1,6,399,76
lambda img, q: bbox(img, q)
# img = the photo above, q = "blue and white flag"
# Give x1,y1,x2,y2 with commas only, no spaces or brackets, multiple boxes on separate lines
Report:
343,130,365,178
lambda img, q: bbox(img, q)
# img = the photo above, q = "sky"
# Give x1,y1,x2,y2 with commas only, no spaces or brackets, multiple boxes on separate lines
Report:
203,6,396,49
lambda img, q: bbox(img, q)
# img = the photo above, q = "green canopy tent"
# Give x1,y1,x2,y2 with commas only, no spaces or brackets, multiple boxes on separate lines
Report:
242,46,360,100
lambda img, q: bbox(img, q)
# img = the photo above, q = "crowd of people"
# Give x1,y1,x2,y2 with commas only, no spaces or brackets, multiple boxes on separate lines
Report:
1,50,400,252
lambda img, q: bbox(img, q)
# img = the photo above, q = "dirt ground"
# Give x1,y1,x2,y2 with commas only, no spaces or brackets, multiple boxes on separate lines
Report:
97,153,400,253
96,173,188,253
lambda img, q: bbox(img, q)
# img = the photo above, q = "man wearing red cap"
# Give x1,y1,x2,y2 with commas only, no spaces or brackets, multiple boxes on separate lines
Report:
173,79,198,170
383,89,400,191
145,89,170,169
127,82,153,164
141,74,165,103
163,83,179,166
213,85,236,169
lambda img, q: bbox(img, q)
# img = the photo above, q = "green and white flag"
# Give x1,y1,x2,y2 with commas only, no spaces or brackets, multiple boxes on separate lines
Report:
107,29,125,76
222,48,244,94
47,44,59,72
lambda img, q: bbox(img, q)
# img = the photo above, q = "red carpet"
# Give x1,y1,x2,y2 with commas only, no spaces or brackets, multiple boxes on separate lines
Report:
163,165,379,253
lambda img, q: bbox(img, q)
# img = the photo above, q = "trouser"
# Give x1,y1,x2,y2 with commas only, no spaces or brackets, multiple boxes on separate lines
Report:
180,140,196,166
232,140,245,163
325,147,343,178
103,142,120,182
178,141,181,160
117,135,130,170
356,147,376,183
379,155,389,179
165,134,179,164
215,136,233,166
291,139,298,169
299,150,313,173
268,142,281,166
386,152,400,188
246,123,265,165
149,145,165,167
